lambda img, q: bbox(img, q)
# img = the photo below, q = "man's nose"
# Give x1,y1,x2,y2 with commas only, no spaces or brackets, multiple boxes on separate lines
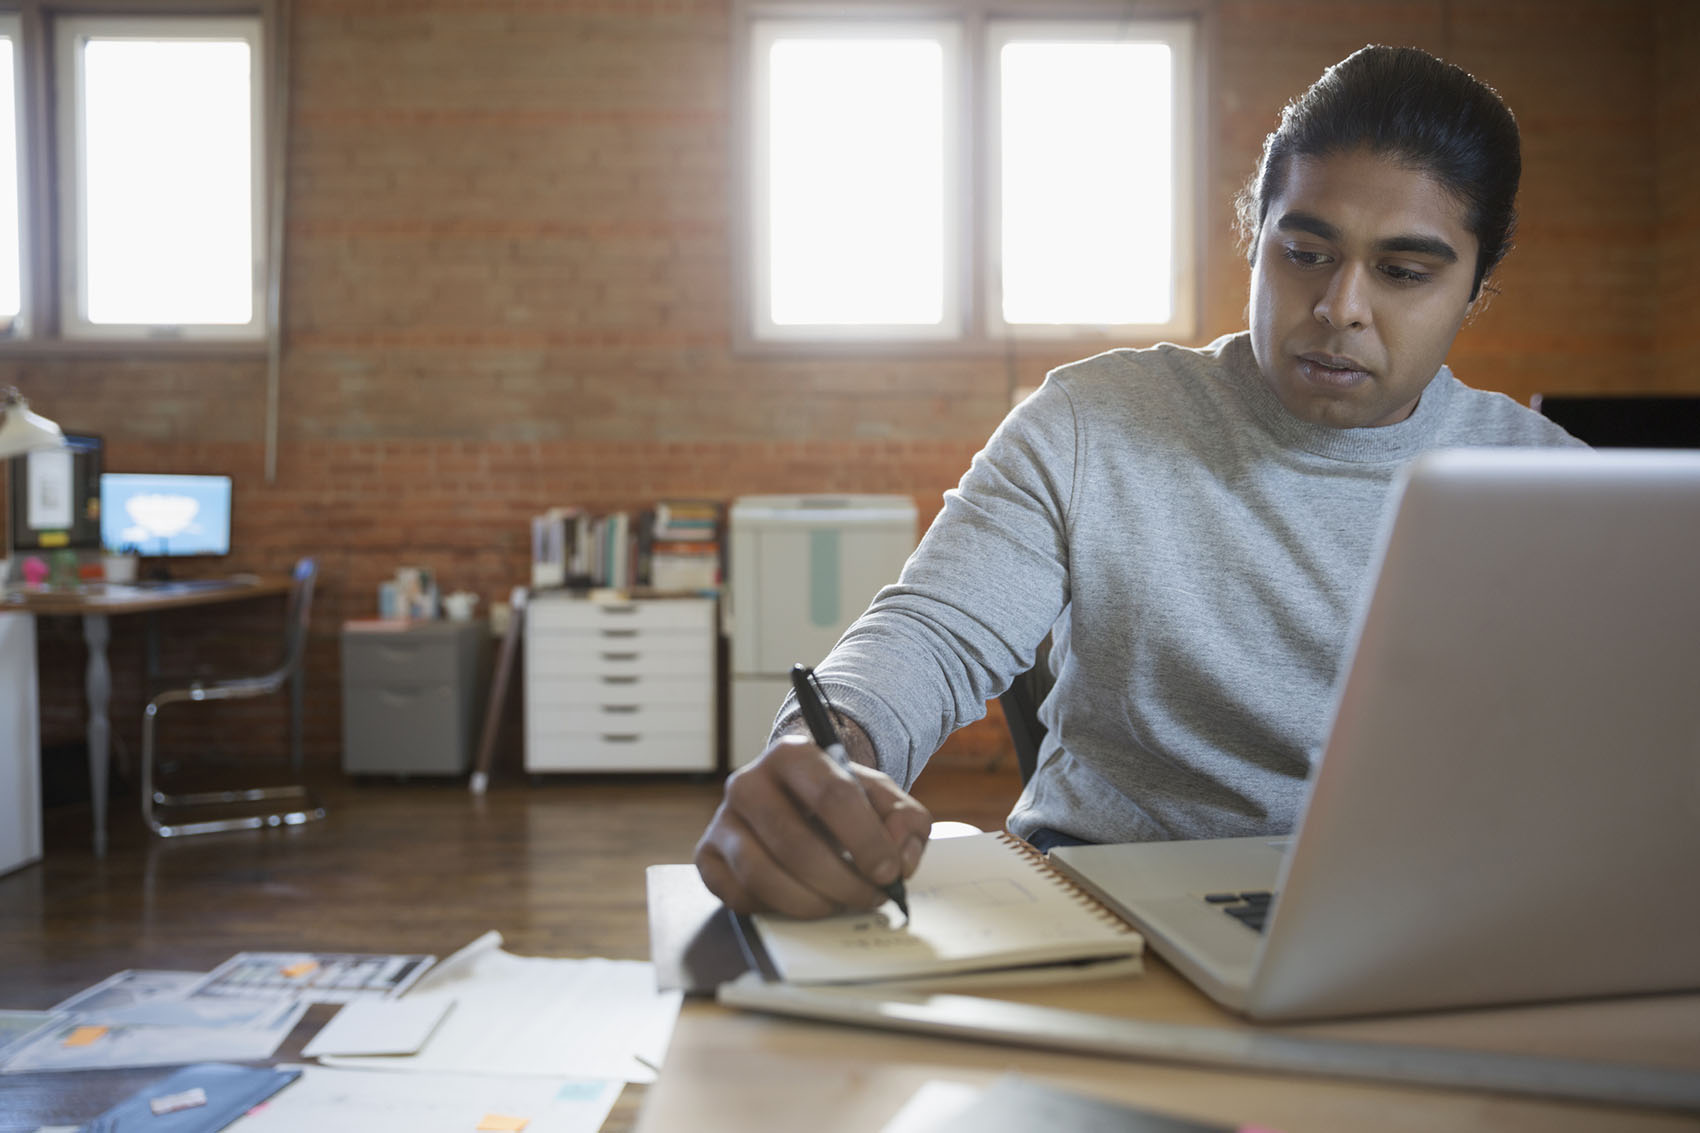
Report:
1314,263,1371,331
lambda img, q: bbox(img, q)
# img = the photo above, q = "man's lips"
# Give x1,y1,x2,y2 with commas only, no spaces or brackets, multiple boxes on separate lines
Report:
1296,351,1372,387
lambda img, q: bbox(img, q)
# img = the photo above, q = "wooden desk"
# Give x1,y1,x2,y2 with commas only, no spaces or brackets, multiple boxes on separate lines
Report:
3,577,293,856
637,960,1700,1132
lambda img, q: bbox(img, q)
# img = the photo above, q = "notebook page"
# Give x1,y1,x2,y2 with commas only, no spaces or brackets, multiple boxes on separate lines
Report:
751,831,1141,984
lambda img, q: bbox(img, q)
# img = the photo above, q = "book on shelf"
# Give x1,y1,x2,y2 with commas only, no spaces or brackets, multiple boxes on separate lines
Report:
653,499,723,542
650,541,720,591
530,501,724,592
746,831,1143,987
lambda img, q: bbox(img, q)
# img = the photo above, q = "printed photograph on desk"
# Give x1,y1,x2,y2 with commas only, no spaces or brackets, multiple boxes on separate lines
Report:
189,951,436,1004
748,831,1142,986
55,969,287,1029
0,1010,65,1066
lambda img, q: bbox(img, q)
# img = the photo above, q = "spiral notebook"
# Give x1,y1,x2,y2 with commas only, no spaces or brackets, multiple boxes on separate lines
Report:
747,832,1143,985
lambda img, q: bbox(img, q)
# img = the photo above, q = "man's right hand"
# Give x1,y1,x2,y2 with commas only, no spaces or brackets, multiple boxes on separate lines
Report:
694,734,933,917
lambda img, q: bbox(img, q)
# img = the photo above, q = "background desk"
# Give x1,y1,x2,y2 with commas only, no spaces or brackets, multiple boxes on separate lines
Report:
3,578,293,856
638,958,1700,1132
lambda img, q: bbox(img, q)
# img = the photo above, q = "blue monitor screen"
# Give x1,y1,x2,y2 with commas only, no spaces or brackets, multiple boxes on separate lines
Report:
100,473,233,557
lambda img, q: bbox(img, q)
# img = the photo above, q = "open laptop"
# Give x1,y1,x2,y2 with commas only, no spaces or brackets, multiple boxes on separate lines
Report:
1049,447,1700,1022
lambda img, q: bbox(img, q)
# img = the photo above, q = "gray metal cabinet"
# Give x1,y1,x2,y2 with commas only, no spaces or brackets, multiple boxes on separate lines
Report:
341,621,486,775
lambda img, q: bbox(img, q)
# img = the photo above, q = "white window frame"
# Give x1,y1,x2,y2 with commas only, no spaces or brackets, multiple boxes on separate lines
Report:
982,18,1195,342
55,14,268,343
0,14,29,340
736,3,1200,353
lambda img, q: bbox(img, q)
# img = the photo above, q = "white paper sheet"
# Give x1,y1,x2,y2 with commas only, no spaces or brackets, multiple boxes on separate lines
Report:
318,932,681,1084
25,448,71,530
879,1081,982,1133
228,1065,622,1133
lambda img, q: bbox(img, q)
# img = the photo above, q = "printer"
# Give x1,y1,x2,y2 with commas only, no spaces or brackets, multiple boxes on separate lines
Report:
727,494,917,768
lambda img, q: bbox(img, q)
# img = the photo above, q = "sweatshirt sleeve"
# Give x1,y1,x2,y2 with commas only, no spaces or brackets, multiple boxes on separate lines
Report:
777,373,1084,788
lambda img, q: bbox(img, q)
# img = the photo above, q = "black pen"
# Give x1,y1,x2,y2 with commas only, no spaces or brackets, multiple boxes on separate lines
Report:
789,663,911,921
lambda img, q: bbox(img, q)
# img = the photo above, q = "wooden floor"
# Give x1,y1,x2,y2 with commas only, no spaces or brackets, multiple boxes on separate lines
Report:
0,760,1022,1132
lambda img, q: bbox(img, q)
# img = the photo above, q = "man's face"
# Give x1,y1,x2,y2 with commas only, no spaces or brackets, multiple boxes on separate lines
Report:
1248,149,1480,429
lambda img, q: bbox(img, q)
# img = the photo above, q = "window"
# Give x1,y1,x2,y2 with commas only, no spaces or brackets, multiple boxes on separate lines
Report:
59,17,266,340
741,7,1196,349
1,5,276,350
0,16,27,339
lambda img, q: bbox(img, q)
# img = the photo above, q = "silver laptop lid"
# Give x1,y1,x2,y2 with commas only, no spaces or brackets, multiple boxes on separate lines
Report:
1248,448,1700,1019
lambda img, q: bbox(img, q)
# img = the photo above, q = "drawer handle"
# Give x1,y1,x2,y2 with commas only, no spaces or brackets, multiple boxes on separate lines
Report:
599,605,640,615
600,733,640,742
600,704,639,714
601,675,640,685
600,651,639,662
600,628,639,639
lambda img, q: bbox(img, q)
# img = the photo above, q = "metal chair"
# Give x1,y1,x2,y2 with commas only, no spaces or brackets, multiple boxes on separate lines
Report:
141,558,326,837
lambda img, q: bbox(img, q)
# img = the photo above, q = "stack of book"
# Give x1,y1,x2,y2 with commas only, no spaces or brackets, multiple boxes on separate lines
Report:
529,501,723,592
647,500,723,592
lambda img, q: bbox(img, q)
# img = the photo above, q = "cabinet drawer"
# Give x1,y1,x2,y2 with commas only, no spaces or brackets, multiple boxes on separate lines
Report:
528,701,709,735
342,686,470,774
524,729,715,773
527,643,709,680
531,674,712,710
343,631,467,684
528,597,712,633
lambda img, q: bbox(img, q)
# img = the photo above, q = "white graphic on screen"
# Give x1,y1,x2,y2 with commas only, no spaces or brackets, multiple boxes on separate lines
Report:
120,492,206,548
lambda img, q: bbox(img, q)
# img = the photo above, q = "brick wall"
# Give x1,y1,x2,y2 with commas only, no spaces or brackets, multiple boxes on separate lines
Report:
1656,0,1700,387
7,0,1691,781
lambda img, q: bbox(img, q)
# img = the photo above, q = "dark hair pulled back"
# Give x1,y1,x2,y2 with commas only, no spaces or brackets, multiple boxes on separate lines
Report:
1236,45,1521,301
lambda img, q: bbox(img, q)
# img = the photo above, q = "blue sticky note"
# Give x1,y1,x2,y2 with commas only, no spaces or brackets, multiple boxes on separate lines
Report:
554,1078,608,1103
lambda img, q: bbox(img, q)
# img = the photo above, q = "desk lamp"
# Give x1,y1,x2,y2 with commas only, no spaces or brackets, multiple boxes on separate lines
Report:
0,387,65,458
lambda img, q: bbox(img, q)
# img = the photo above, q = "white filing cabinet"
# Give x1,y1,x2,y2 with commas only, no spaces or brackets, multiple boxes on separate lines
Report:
0,613,42,876
524,593,717,773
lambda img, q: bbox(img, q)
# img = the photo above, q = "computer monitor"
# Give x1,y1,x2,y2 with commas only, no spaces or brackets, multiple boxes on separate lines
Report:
7,433,104,553
1530,394,1700,448
99,472,233,558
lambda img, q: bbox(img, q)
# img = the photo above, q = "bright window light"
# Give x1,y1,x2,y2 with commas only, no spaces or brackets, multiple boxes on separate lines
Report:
744,12,1193,346
80,36,255,326
764,35,947,328
999,40,1174,326
0,35,21,326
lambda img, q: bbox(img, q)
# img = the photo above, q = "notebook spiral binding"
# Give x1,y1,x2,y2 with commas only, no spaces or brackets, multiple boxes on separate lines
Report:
995,830,1140,935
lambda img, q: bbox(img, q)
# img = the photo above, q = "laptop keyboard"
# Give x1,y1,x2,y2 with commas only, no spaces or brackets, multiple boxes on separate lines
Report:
1204,890,1275,933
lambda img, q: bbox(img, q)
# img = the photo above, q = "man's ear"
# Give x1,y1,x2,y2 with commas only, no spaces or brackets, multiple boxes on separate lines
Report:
1463,279,1499,325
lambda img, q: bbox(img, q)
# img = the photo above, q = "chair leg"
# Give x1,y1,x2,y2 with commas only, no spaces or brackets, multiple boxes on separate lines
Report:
141,697,326,839
154,785,313,807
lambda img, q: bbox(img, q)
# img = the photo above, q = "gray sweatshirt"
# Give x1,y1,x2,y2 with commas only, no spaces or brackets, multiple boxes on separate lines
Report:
791,332,1584,844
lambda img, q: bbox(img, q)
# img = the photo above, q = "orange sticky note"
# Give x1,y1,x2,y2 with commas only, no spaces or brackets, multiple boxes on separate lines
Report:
280,960,320,979
62,1024,109,1047
475,1116,529,1132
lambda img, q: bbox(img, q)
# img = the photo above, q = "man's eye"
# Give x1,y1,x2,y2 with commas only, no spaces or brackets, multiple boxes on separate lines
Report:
1282,248,1326,267
1381,264,1432,284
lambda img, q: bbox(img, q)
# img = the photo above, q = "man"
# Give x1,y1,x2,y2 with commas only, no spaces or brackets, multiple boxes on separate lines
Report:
697,45,1583,918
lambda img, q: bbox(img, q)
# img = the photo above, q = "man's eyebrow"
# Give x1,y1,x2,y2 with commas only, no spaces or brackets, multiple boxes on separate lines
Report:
1274,210,1459,264
1375,234,1458,263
